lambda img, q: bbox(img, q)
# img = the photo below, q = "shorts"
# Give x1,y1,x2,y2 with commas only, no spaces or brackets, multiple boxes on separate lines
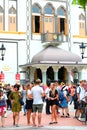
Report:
33,104,43,113
0,106,6,116
26,99,33,110
74,101,79,109
78,100,86,110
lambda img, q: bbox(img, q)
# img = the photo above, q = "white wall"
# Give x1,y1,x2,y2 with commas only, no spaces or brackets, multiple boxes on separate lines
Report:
0,43,17,84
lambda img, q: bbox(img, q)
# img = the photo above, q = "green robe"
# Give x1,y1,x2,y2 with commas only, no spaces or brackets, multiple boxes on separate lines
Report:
9,91,21,112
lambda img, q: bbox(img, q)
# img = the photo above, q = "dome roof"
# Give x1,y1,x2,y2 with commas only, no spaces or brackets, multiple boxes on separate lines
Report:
31,46,82,64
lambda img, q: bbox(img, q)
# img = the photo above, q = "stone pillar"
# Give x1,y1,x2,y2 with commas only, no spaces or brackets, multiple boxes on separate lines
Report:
66,67,73,84
78,67,83,81
40,66,48,85
78,71,82,81
42,71,46,85
53,66,58,80
29,67,36,82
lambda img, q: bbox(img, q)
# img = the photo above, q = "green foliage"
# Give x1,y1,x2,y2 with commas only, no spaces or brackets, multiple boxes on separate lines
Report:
72,0,87,10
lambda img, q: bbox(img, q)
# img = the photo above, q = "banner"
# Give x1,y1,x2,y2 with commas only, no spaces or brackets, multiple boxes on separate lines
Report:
70,70,73,82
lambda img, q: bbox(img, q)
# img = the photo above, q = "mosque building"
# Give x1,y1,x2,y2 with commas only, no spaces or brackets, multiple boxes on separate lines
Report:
0,0,87,84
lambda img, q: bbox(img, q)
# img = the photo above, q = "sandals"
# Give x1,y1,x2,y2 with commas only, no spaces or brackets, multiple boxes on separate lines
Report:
49,122,54,124
49,122,58,124
53,122,58,124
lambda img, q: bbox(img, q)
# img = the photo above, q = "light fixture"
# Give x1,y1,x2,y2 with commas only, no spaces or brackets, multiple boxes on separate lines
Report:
0,44,6,61
79,42,87,59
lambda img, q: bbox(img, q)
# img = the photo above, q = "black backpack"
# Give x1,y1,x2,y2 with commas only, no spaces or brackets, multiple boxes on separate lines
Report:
73,86,81,101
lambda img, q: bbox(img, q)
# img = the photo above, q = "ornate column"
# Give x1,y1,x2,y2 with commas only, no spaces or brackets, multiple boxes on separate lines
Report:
40,66,48,84
29,67,36,82
78,67,84,81
53,66,59,80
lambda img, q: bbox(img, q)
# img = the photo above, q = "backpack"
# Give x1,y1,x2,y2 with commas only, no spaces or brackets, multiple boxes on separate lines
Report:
59,86,66,101
59,90,65,101
0,97,6,107
73,86,81,101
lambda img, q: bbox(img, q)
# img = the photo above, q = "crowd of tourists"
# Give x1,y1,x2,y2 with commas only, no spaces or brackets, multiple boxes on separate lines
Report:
0,79,87,127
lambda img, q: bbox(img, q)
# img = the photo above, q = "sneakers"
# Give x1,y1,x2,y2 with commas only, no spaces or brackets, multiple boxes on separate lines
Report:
15,124,19,127
78,117,85,122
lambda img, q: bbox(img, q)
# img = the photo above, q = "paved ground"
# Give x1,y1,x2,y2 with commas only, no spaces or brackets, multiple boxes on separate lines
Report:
0,103,87,130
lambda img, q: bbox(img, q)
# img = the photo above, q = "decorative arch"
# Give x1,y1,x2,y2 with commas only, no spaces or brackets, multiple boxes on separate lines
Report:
32,3,42,33
43,3,55,33
8,6,16,31
32,3,42,13
57,6,68,35
79,13,85,20
79,13,85,35
9,6,16,14
57,6,66,16
44,3,55,14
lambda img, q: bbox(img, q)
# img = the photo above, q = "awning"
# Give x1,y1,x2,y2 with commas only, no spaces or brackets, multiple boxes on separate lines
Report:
31,46,82,64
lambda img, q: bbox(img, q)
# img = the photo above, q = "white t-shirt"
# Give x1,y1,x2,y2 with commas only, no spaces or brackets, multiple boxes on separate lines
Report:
77,86,86,101
45,87,50,99
31,85,43,105
3,93,8,100
27,89,32,100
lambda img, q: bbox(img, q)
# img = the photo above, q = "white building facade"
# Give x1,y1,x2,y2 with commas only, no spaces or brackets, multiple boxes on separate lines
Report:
0,0,87,85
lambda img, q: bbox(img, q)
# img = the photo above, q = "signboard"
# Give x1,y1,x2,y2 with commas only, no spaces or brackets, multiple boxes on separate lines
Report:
0,72,5,82
15,73,20,80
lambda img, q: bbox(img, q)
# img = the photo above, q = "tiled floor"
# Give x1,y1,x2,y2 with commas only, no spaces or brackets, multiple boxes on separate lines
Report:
4,111,86,127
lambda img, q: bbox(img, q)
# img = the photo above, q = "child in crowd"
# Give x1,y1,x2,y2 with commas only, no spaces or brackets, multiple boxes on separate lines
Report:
0,90,7,127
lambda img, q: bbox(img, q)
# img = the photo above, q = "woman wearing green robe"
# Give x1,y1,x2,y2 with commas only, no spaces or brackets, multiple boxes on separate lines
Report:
9,84,22,127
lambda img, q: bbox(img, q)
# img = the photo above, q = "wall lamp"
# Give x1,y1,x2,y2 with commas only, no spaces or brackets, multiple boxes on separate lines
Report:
0,44,6,61
79,42,87,59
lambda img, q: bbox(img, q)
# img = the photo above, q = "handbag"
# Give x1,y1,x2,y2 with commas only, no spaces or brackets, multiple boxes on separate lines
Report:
19,97,24,105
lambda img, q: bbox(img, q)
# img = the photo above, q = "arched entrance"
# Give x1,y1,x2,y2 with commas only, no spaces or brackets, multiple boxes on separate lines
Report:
58,66,67,82
47,66,54,82
34,68,42,81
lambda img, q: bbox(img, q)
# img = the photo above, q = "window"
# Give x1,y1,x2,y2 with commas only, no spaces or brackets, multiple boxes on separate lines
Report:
32,4,41,13
80,22,84,29
57,7,68,35
44,4,54,14
60,18,64,32
8,6,16,31
9,6,16,14
58,7,65,16
79,13,85,35
32,4,42,33
79,14,85,20
35,16,40,33
45,18,48,22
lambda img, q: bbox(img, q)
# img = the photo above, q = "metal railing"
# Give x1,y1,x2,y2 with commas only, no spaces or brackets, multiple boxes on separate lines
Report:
41,32,68,43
